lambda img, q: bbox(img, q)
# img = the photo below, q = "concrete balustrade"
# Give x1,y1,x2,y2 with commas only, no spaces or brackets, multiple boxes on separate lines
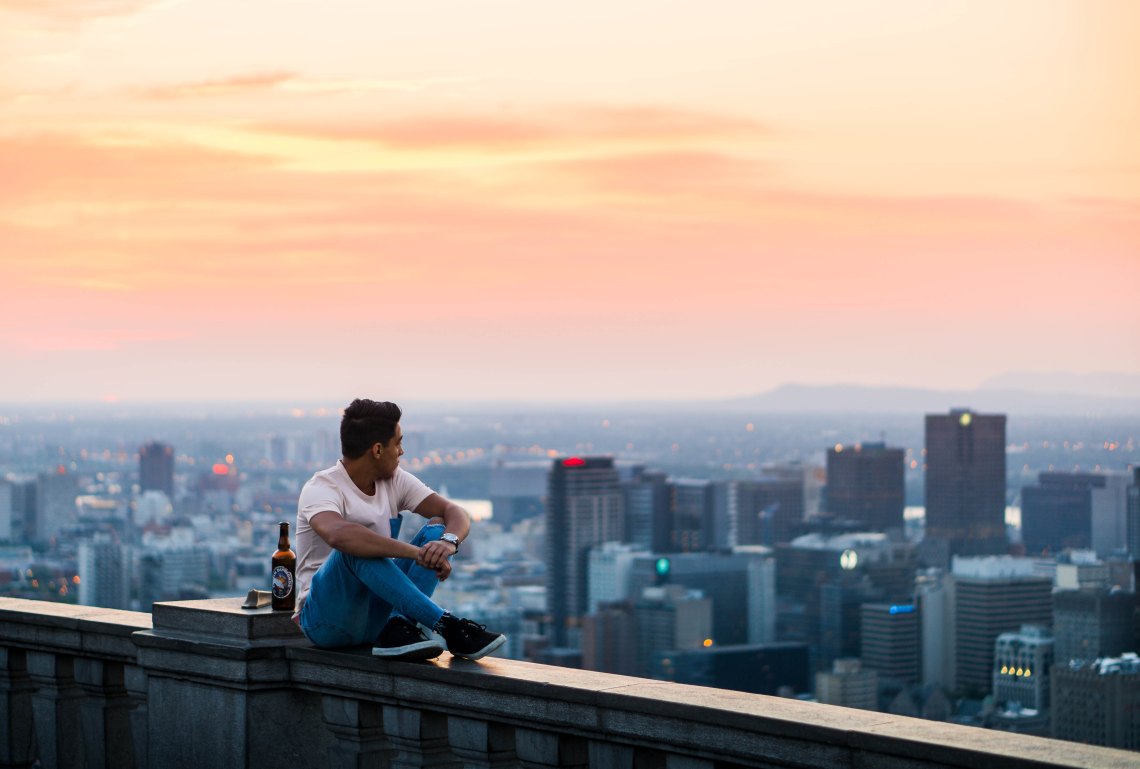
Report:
0,596,1136,769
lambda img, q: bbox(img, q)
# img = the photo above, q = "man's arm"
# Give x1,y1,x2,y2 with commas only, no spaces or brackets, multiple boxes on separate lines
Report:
309,511,421,560
413,493,471,570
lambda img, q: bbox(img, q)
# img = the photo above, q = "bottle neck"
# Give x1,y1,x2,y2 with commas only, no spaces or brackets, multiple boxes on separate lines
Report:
278,523,290,550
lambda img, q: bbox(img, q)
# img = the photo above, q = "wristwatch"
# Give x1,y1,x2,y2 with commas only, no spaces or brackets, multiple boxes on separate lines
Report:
441,532,460,552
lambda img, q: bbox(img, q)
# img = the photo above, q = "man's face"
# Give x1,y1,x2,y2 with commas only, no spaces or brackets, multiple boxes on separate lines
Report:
374,423,404,480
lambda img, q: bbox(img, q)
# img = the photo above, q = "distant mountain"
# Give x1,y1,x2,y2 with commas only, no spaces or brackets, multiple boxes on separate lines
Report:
978,371,1140,399
713,383,1140,415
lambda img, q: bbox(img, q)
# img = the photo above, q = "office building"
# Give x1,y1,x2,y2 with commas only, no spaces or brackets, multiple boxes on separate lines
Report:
776,532,916,668
924,409,1007,559
1127,467,1140,559
1090,471,1131,559
861,603,920,686
1054,551,1111,591
1053,589,1138,664
629,547,775,647
917,572,955,689
634,585,712,679
816,658,878,711
1051,654,1140,750
34,470,78,544
826,442,905,533
623,470,669,552
545,456,625,647
0,481,13,542
586,542,646,613
139,441,175,499
657,643,812,696
736,476,805,547
488,460,548,530
952,557,1052,694
581,601,637,676
1020,472,1100,555
668,479,716,552
78,536,130,610
992,625,1052,711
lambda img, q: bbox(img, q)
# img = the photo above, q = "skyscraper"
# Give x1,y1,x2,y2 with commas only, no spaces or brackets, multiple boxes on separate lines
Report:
952,557,1052,694
861,602,920,686
668,478,716,552
78,535,130,610
545,456,625,647
34,469,77,544
1127,467,1140,559
826,442,905,533
623,469,669,552
736,476,804,547
1020,472,1100,555
924,409,1007,559
1052,589,1138,664
139,441,175,499
629,548,776,647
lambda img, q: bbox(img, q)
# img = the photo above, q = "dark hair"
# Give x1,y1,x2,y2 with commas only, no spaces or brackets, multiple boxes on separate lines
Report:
340,399,402,458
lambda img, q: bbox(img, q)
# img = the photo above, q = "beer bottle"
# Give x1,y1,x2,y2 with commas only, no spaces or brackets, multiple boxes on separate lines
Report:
271,521,296,611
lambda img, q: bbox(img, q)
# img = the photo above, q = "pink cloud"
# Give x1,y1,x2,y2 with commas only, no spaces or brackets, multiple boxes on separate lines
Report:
253,105,769,149
0,0,158,22
134,72,300,100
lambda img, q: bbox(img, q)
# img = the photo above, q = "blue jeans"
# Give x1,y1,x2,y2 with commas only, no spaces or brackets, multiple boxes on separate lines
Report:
300,520,448,648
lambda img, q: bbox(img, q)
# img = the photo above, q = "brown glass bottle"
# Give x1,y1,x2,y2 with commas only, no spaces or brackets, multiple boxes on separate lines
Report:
271,521,296,611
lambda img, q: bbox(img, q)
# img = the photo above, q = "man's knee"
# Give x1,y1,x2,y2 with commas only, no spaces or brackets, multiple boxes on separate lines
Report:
417,521,445,543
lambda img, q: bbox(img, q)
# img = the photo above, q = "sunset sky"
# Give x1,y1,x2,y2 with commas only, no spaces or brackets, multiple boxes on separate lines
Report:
2,1,1137,404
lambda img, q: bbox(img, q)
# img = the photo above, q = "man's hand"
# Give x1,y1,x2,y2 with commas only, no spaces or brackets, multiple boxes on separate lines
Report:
416,539,457,571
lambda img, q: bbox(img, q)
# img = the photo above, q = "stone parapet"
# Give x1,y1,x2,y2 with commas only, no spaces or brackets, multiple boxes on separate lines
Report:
0,596,1136,769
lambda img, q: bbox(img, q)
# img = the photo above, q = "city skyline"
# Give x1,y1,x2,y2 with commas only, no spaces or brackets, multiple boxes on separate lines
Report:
2,1,1138,403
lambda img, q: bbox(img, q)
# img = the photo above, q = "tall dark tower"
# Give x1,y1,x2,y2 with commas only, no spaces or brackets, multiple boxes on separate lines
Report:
139,441,175,499
924,409,1006,558
826,442,905,532
546,456,625,648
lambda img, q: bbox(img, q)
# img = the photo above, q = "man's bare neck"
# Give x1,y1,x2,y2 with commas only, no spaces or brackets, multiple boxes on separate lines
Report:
341,457,376,496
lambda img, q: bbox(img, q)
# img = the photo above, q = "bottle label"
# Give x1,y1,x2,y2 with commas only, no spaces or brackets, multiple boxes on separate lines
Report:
272,566,294,599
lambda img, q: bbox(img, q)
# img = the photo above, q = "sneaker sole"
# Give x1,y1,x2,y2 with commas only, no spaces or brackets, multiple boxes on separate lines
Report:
371,640,445,661
450,633,507,661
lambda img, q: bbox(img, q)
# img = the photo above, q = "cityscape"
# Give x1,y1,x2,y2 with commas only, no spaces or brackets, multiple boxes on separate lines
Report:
1,400,1138,750
2,0,1138,764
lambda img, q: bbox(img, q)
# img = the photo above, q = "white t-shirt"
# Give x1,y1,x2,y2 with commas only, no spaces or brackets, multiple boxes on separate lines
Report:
293,461,434,618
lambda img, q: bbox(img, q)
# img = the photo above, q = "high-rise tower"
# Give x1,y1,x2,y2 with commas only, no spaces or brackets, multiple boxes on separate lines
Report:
139,441,175,499
925,409,1007,559
545,456,625,647
826,442,905,533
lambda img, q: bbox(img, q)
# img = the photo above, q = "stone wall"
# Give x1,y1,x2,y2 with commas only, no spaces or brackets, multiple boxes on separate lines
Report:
1,596,1136,769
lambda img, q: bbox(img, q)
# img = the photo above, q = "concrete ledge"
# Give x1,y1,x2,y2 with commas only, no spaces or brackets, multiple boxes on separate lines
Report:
285,647,1140,769
2,598,1137,769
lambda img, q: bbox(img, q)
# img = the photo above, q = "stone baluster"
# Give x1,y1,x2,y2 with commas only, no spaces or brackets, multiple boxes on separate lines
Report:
74,658,137,769
0,647,37,769
27,651,86,769
383,706,461,769
447,715,518,768
321,695,394,769
124,665,148,769
514,728,587,769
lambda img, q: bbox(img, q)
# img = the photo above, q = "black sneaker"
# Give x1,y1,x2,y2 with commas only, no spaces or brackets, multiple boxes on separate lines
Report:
436,614,506,660
371,616,444,661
